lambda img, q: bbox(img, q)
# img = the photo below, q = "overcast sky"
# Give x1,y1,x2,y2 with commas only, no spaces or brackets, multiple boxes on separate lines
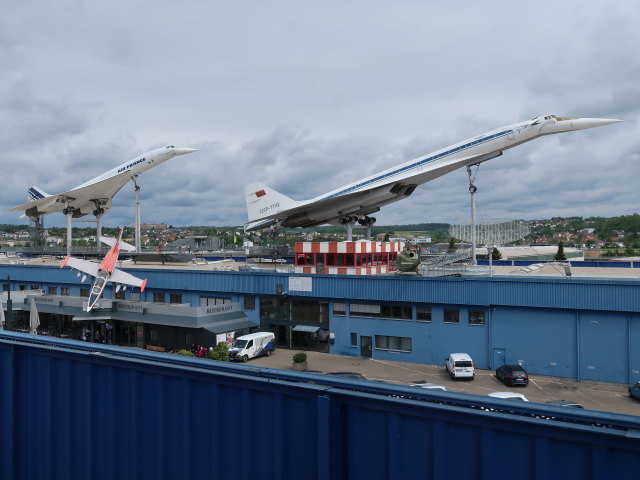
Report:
1,1,638,229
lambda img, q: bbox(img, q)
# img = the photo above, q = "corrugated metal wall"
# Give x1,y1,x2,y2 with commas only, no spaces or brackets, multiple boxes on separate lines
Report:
2,265,639,313
1,332,640,480
2,265,639,383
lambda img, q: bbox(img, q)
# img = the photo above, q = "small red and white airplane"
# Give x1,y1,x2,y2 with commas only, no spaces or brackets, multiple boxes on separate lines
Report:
61,229,147,311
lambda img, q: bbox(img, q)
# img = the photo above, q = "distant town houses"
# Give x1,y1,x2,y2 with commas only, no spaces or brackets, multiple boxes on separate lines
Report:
552,232,572,241
1,215,638,254
140,223,168,232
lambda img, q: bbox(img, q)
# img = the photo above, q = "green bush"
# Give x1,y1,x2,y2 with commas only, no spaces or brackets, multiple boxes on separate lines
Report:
207,342,230,361
175,349,195,357
292,352,307,363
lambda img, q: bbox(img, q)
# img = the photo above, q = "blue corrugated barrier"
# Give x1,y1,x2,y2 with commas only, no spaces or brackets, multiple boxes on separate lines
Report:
1,331,639,480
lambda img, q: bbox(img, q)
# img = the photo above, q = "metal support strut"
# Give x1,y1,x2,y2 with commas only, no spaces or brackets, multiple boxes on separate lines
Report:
93,201,105,254
133,175,141,253
63,207,74,257
345,220,355,242
466,165,479,266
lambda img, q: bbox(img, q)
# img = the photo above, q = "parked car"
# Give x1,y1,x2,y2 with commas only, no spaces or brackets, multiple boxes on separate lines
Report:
495,364,529,386
629,382,640,401
545,400,583,408
326,372,367,380
488,391,529,401
410,383,447,391
444,353,475,380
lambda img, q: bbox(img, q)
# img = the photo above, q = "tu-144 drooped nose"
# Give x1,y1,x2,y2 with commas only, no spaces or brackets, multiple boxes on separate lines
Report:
538,115,622,135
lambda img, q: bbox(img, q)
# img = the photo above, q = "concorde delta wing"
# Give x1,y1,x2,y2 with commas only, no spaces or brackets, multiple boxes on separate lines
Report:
58,169,134,207
7,169,133,217
6,194,65,215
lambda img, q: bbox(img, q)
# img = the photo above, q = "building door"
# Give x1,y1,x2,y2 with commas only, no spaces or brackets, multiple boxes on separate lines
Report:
360,336,372,358
492,348,505,369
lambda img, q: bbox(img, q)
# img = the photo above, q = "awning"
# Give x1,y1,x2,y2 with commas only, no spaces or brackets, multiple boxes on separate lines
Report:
73,316,113,321
292,325,320,333
202,319,257,335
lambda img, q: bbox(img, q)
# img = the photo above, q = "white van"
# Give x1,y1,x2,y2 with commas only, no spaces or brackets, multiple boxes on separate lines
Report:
445,353,475,379
229,332,276,362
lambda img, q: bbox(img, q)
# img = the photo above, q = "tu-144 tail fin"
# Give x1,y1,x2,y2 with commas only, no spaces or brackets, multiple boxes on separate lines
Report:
244,182,299,223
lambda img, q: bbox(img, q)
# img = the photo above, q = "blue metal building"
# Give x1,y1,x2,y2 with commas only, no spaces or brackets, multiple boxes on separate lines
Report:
1,264,639,384
1,332,639,480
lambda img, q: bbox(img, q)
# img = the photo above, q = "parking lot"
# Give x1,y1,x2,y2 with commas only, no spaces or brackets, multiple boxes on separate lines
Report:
249,349,640,416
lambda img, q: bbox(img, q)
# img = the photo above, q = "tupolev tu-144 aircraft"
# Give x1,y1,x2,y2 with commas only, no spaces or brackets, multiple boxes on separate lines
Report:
7,145,197,219
61,229,146,312
244,115,620,233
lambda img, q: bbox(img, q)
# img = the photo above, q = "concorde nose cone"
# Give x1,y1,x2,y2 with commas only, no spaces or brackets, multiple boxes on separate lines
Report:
173,147,198,155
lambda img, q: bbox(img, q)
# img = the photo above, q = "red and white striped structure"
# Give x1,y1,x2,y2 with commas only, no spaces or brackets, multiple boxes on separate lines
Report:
294,241,403,275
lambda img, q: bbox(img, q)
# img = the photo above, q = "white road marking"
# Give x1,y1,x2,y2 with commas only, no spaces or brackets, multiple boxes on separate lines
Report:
530,379,544,391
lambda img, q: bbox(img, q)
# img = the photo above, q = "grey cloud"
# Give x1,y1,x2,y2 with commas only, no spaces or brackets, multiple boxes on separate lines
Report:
0,1,638,229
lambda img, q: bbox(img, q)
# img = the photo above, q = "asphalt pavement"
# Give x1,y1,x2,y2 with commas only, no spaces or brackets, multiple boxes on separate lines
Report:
248,349,640,416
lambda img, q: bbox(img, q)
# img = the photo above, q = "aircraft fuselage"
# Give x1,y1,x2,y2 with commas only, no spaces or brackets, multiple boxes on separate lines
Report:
87,270,110,311
245,115,620,231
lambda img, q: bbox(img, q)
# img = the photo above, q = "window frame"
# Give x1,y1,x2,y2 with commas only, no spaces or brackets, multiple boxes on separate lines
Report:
443,309,460,324
416,305,432,322
468,310,486,326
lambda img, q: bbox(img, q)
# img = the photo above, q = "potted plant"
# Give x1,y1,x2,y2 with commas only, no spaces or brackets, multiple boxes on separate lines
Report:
291,352,308,371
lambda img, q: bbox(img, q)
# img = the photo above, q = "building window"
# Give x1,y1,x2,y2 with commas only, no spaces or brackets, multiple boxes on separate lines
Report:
375,335,412,352
169,294,182,304
244,295,255,310
291,299,325,324
30,285,39,290
130,292,141,301
350,303,411,320
350,303,381,317
61,287,70,296
416,306,432,322
333,302,346,316
200,296,231,306
380,305,412,320
260,296,288,322
350,332,357,346
469,310,485,325
444,309,459,324
2,284,8,292
296,253,314,266
153,292,165,303
19,285,26,291
48,286,57,295
115,289,125,299
80,288,90,298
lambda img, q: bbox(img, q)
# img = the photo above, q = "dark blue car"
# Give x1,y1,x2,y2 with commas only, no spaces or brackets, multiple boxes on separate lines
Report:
630,382,640,401
496,364,529,386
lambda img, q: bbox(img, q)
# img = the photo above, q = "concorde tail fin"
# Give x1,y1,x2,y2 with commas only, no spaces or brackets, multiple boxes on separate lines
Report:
27,186,50,202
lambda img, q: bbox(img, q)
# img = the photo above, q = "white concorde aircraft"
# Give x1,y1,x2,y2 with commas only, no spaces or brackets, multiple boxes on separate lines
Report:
7,145,197,218
244,115,620,232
